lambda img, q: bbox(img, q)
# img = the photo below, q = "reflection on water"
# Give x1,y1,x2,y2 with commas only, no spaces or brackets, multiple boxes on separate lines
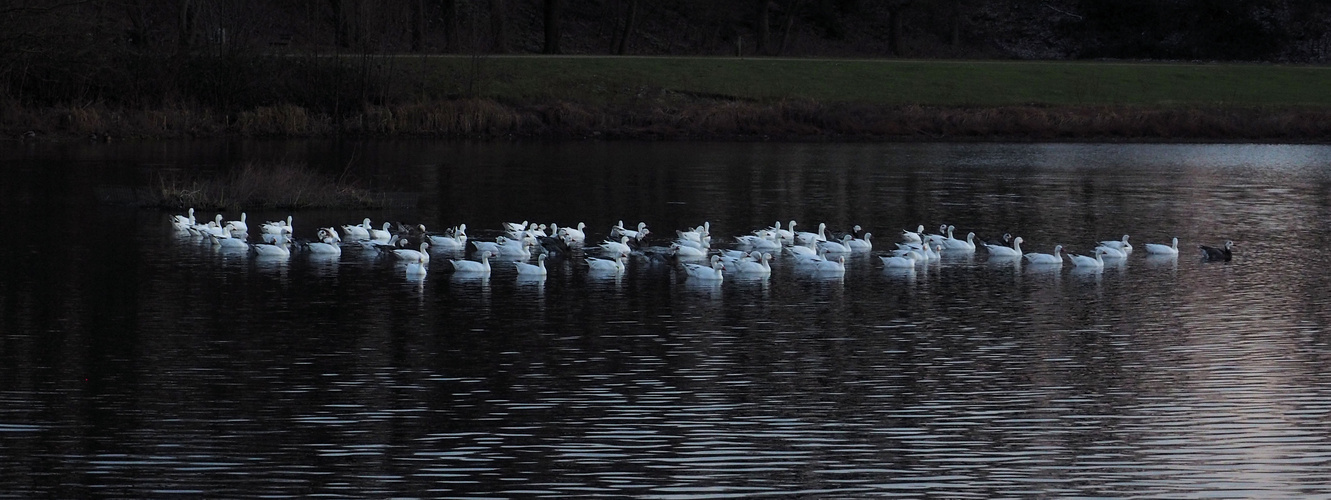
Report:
3,141,1331,497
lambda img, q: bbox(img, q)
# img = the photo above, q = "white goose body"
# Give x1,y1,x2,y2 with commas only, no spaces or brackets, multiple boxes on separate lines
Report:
306,228,342,255
901,224,925,244
735,234,782,251
810,255,847,274
515,254,549,276
985,236,1023,258
1023,245,1064,265
733,252,772,275
1099,234,1133,253
172,208,196,231
1145,237,1180,256
682,260,725,281
251,235,291,258
586,255,627,273
560,222,587,243
451,251,493,273
600,236,634,256
370,222,393,242
428,233,467,251
817,235,854,254
943,227,977,252
795,222,828,245
1093,245,1128,259
342,218,372,240
394,242,431,264
672,242,709,259
846,233,873,252
1068,248,1106,268
405,254,428,277
262,216,293,236
880,254,918,268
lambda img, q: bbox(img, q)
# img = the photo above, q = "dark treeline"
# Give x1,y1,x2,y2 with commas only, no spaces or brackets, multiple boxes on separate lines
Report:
2,0,1330,140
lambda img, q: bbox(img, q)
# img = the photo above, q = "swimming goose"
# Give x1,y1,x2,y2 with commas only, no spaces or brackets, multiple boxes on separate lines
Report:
985,236,1023,258
586,254,627,273
733,252,773,275
682,259,725,281
427,231,467,251
675,222,709,243
251,235,291,258
1068,248,1105,268
786,242,819,258
1093,245,1128,259
450,251,493,273
774,220,796,241
171,208,196,231
392,242,431,264
601,235,634,256
901,224,925,244
405,254,428,277
1099,234,1132,253
305,228,342,255
209,231,249,250
262,216,293,236
817,234,854,254
225,212,248,236
515,253,549,276
472,237,506,256
503,220,529,234
846,233,873,252
495,236,534,258
559,222,588,243
810,255,847,274
1200,240,1234,261
735,233,782,251
943,229,977,252
614,221,650,241
880,253,918,268
369,222,393,242
342,218,372,240
1145,237,1180,256
795,222,828,245
1023,245,1064,265
671,242,709,259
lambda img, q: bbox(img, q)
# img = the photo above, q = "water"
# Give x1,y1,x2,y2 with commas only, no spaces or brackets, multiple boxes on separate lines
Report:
3,141,1331,498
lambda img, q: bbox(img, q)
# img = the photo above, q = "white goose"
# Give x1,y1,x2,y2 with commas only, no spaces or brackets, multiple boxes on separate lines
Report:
251,235,291,258
369,222,393,242
1023,245,1064,265
1144,237,1179,256
1093,244,1128,259
394,242,431,264
985,236,1023,258
306,228,342,255
1068,248,1106,268
880,253,918,268
405,254,428,277
846,233,873,252
901,224,925,244
817,234,854,254
495,236,534,259
810,255,847,274
682,259,725,281
671,242,709,259
515,253,548,276
586,255,627,273
735,234,782,251
342,218,372,240
559,222,588,243
451,251,493,273
262,216,293,236
209,231,249,250
943,227,977,252
614,221,650,241
733,252,772,275
171,208,196,231
1099,234,1133,253
471,237,506,256
427,232,467,251
600,235,634,256
774,220,796,241
786,242,819,258
795,222,828,245
225,212,248,236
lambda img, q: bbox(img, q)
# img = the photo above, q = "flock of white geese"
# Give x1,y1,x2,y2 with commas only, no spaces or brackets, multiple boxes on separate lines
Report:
171,208,1234,282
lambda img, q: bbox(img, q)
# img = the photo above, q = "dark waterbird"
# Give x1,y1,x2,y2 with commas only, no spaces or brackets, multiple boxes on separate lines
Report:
1199,240,1234,261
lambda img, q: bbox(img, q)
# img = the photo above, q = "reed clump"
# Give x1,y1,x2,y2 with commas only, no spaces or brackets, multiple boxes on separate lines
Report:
148,161,388,211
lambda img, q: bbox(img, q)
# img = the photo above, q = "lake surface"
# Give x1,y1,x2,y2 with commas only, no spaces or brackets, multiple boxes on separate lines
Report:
4,140,1331,498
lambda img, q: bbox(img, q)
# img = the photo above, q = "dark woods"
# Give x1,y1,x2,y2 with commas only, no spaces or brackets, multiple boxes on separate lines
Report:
2,0,1329,139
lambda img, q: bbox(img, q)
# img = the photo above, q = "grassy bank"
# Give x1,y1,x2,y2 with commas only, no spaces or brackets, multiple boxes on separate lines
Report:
7,56,1331,142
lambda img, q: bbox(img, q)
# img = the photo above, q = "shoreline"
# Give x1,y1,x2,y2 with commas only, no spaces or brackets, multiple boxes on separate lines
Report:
6,98,1331,144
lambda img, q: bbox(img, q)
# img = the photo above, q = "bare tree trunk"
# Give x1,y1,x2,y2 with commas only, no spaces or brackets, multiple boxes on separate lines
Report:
543,0,561,54
489,0,508,53
441,0,460,52
411,0,425,52
613,0,638,55
756,0,770,55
